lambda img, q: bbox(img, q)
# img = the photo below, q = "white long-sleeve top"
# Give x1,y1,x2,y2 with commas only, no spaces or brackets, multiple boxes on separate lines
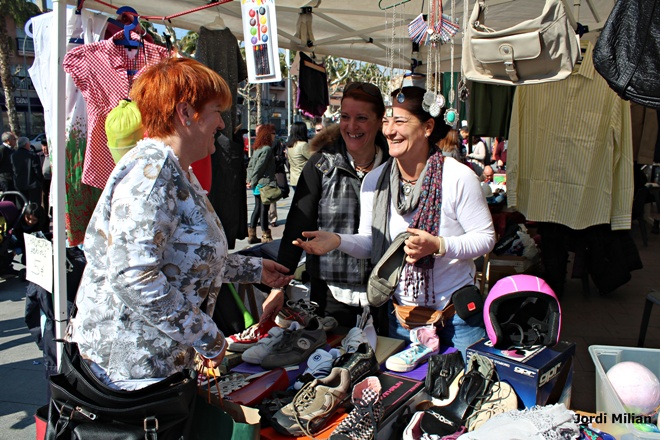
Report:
338,157,496,310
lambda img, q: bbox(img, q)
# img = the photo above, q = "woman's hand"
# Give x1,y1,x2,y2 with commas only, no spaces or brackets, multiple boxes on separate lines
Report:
261,259,293,288
405,228,443,263
292,231,341,255
201,345,227,369
260,289,285,324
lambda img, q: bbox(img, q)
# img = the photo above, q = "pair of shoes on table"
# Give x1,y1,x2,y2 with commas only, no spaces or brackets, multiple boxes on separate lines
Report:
272,367,352,437
276,298,339,331
241,322,300,364
227,320,276,352
420,353,501,437
385,325,439,372
261,317,328,369
425,351,465,405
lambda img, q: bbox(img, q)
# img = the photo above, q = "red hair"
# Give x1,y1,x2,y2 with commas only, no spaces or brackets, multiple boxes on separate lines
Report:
254,124,275,150
130,58,231,138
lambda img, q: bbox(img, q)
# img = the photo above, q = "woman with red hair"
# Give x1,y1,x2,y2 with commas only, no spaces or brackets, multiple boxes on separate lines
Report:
67,58,292,391
246,123,278,243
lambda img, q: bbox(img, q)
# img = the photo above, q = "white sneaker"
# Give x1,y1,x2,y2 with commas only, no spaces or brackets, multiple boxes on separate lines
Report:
340,327,370,354
241,322,300,364
293,348,341,390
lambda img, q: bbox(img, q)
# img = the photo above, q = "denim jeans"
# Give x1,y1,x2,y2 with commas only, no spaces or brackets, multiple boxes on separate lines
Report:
388,301,486,362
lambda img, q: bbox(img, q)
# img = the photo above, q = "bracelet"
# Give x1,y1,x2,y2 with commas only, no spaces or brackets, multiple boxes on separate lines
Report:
335,233,342,248
433,236,446,257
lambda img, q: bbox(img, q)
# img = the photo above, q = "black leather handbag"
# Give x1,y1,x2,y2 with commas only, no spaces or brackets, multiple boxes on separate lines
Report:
593,0,660,109
46,342,197,440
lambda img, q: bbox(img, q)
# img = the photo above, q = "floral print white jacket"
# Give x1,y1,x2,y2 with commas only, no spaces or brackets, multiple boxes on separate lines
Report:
69,139,261,386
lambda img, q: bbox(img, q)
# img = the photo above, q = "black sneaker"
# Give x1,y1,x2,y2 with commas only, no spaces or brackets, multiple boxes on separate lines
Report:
333,342,380,386
329,376,383,440
261,317,328,369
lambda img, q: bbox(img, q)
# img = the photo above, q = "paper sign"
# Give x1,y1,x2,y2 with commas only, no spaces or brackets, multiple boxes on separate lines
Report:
24,233,53,293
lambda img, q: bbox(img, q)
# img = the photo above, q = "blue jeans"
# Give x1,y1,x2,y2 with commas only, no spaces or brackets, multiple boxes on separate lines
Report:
388,301,486,362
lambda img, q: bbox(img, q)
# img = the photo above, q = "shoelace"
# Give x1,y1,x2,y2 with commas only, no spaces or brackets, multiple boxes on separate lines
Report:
234,325,260,341
292,384,320,439
399,343,428,362
335,395,381,437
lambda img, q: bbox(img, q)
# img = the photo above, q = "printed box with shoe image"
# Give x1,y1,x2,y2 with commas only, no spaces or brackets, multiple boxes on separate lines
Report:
466,339,575,409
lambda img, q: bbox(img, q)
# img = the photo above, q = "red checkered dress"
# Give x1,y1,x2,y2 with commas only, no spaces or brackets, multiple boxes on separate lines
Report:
63,31,169,189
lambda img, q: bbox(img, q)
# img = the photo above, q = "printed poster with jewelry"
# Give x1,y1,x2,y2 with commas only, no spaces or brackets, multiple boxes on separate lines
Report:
241,0,282,83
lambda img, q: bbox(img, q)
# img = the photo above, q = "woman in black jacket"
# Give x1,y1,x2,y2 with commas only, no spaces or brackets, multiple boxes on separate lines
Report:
261,82,390,328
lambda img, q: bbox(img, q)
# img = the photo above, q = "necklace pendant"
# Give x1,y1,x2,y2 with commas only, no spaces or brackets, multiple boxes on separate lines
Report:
396,92,406,103
436,94,446,108
458,78,470,102
423,91,436,107
444,107,458,127
402,182,413,196
429,102,441,117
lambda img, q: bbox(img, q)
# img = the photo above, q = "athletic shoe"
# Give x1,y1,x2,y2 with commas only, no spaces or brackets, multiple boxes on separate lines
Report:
293,348,341,390
241,322,300,364
402,411,425,440
329,376,382,440
385,325,440,372
275,299,320,328
333,342,380,386
340,326,370,354
227,320,276,352
271,367,351,437
276,298,339,331
261,318,328,369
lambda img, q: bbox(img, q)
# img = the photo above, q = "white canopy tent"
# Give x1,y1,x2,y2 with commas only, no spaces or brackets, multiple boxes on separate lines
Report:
49,0,617,359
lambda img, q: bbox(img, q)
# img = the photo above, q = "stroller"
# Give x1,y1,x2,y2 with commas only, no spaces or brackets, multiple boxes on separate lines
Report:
0,191,28,275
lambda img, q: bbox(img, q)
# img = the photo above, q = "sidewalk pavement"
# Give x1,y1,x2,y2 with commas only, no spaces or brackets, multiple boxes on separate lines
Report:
0,190,291,439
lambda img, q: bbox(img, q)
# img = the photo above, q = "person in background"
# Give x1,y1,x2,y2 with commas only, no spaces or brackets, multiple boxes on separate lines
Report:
40,139,52,216
247,123,278,243
466,135,488,176
288,86,495,356
67,58,292,390
437,129,466,163
492,136,507,171
269,130,289,227
314,120,324,134
286,121,311,190
481,165,494,183
11,136,43,208
261,82,390,329
0,131,16,193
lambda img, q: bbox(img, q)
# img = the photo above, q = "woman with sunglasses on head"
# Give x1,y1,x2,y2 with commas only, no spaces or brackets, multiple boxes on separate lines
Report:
290,86,495,357
261,82,390,329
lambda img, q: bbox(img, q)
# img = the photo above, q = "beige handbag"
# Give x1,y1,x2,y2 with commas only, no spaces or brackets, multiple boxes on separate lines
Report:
462,0,580,85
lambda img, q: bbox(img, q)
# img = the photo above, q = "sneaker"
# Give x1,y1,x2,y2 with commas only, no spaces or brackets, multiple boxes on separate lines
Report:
261,318,328,369
276,298,339,331
385,326,440,373
272,367,351,437
340,326,370,354
333,342,380,386
293,348,341,390
466,381,518,431
329,376,382,440
402,411,424,440
275,299,320,328
241,323,299,364
227,320,276,352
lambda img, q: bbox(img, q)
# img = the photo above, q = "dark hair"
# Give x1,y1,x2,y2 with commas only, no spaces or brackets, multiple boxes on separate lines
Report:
390,86,450,146
253,123,275,150
342,82,386,119
287,121,308,147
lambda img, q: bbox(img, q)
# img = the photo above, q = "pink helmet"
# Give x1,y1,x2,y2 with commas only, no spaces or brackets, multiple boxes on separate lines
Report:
484,275,561,349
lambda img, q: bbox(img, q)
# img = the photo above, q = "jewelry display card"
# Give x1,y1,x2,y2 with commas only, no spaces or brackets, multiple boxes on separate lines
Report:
241,0,282,83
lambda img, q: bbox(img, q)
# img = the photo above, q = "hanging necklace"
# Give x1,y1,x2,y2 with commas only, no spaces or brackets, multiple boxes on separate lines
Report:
354,150,377,178
458,0,470,102
444,0,458,127
400,175,419,196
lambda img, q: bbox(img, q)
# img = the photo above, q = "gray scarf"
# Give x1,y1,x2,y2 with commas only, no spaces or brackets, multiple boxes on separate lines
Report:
371,157,429,264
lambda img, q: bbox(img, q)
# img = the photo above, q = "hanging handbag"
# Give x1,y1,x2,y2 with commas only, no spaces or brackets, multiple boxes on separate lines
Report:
593,0,660,109
462,0,580,85
366,232,411,307
45,342,197,440
260,184,283,205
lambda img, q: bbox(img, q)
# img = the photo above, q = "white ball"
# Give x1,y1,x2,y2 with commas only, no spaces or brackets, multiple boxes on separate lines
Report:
607,361,660,415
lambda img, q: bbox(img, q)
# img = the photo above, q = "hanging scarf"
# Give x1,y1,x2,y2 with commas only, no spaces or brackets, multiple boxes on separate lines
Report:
371,147,444,304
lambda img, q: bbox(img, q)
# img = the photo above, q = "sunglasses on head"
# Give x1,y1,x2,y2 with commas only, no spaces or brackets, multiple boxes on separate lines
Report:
343,82,382,98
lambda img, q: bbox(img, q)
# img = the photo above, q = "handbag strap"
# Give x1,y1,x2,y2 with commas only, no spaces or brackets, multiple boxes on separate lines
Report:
204,367,225,408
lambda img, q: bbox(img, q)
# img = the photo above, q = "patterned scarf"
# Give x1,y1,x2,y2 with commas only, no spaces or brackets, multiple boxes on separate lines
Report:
404,147,444,304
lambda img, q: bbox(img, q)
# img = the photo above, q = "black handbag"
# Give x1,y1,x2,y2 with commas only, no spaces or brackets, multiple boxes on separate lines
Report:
593,0,660,109
46,342,197,440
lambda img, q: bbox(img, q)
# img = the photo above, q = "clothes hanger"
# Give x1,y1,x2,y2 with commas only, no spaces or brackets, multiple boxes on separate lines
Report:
113,6,142,49
205,13,226,30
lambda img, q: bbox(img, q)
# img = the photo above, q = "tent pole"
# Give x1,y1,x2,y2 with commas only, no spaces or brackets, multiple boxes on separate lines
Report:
286,49,291,137
53,0,68,366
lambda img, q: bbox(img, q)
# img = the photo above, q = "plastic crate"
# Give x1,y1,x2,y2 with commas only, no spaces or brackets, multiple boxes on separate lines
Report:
589,345,660,439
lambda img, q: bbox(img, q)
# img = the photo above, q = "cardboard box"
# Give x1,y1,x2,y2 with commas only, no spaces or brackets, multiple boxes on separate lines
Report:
466,339,575,409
